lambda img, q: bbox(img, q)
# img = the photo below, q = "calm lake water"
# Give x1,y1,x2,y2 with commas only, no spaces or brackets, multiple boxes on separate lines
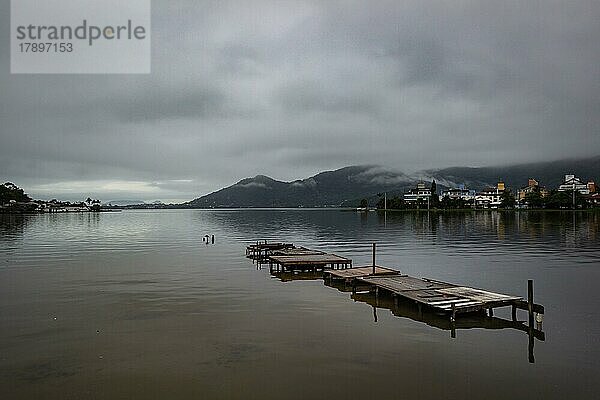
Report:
1,209,599,399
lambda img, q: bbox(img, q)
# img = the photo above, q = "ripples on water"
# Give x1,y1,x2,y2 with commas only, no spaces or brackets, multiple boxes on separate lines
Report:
0,209,599,399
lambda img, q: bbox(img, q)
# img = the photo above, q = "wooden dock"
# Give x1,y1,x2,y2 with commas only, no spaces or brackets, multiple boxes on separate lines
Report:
247,240,546,362
268,253,352,272
271,247,325,256
324,265,400,282
355,275,543,321
245,241,295,261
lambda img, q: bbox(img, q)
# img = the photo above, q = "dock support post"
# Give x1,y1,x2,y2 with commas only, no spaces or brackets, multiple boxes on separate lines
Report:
512,304,517,321
450,304,456,337
372,243,376,275
527,279,535,363
528,325,535,363
488,308,494,317
373,306,378,323
528,279,534,327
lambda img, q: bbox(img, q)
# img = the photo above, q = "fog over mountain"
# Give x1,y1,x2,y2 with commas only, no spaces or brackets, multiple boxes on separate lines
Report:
186,155,600,208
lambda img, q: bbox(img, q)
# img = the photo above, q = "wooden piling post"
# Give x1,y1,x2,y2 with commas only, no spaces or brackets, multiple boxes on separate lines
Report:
528,325,535,363
512,304,517,321
372,243,376,275
528,279,534,328
211,235,214,244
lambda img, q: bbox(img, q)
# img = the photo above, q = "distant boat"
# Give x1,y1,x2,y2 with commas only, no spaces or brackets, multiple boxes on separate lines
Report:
356,207,367,212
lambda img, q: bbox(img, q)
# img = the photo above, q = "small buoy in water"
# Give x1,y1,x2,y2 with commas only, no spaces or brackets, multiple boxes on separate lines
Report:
536,313,544,323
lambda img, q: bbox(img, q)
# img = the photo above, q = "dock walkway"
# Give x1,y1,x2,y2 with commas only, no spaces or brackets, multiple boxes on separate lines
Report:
324,265,399,282
356,275,543,320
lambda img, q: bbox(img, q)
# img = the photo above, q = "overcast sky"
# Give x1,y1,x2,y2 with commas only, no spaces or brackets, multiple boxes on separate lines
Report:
1,0,599,202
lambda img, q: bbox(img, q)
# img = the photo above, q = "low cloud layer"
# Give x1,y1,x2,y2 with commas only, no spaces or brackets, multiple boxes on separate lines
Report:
1,0,599,201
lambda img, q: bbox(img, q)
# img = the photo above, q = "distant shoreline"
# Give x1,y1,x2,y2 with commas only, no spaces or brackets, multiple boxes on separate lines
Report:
2,207,598,215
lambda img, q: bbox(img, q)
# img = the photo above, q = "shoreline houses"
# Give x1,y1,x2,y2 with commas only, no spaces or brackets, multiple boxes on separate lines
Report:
475,181,505,208
440,184,476,202
518,179,549,203
35,198,102,213
557,174,594,195
404,180,508,208
402,173,597,209
403,182,432,203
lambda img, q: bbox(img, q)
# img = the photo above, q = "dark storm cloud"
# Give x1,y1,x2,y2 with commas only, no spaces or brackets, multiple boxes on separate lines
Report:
275,79,380,115
1,0,599,201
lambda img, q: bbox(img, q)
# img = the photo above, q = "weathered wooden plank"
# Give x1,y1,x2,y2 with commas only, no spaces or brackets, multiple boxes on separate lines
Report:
271,247,325,256
326,266,399,279
358,275,537,314
437,287,522,303
269,253,352,266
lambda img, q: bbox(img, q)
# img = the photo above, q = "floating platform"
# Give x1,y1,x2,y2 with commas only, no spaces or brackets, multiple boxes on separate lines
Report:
268,253,352,272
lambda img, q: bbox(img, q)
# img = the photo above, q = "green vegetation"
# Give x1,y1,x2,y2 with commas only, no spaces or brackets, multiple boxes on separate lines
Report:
540,190,587,209
0,182,31,204
500,190,515,208
439,196,472,209
376,195,405,209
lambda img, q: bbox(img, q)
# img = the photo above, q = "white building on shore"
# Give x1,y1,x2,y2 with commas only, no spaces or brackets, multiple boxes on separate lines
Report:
475,181,505,208
404,182,431,203
439,184,475,202
558,174,591,195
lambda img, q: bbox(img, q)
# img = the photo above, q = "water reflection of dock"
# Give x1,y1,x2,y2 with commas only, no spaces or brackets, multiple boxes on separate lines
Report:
246,241,546,362
345,288,545,362
270,270,324,282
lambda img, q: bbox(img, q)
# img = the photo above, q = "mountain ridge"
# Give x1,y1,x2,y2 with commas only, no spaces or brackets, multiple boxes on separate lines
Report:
186,155,600,208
